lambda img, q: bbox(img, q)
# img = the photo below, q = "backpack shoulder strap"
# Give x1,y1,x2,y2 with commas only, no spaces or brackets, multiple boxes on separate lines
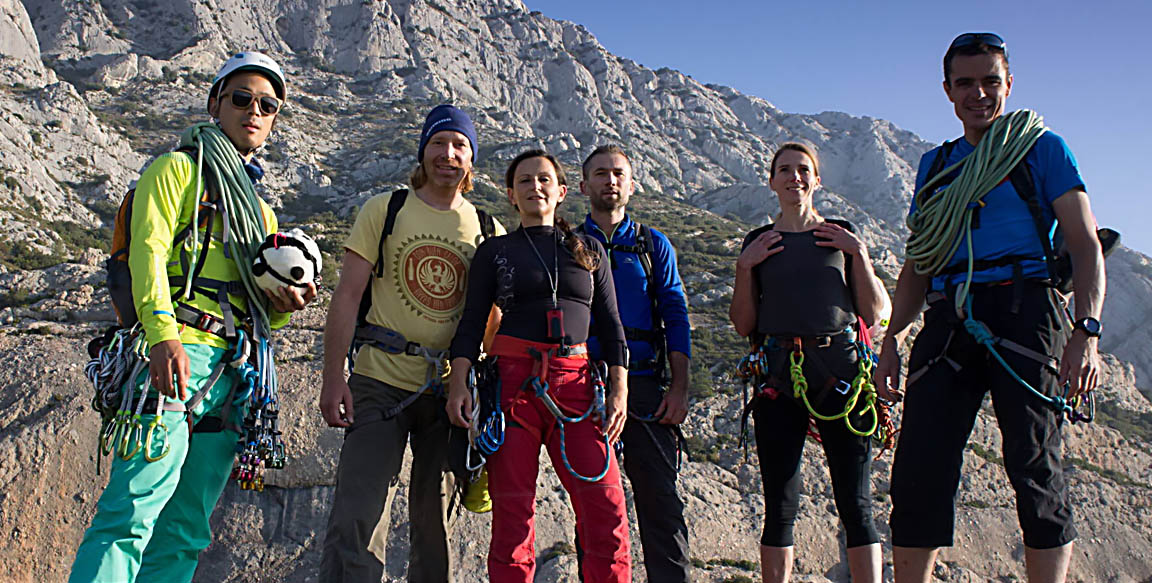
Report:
634,222,668,380
635,223,656,282
923,139,958,188
1006,158,1060,283
374,188,409,277
477,208,496,241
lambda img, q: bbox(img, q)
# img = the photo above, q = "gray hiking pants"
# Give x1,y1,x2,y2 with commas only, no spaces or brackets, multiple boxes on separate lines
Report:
319,374,456,583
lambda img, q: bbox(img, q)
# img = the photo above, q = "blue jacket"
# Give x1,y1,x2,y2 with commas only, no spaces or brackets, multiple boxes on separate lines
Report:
581,214,691,376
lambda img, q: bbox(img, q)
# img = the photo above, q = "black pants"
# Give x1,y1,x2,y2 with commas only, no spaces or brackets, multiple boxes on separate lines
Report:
890,282,1076,549
578,374,692,582
752,337,879,548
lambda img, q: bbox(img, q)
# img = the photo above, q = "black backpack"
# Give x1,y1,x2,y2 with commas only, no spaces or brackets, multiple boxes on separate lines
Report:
578,222,669,383
924,139,1119,293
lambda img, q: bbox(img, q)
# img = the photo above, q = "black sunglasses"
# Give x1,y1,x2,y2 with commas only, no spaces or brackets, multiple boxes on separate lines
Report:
223,88,282,116
948,32,1009,60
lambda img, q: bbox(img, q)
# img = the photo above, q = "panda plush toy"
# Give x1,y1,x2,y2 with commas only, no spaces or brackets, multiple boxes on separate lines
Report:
252,228,322,293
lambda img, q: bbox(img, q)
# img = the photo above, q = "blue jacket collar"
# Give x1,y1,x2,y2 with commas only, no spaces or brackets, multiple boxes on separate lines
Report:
244,158,265,183
582,213,636,243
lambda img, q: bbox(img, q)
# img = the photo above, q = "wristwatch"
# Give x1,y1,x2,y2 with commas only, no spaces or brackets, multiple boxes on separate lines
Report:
1073,317,1102,338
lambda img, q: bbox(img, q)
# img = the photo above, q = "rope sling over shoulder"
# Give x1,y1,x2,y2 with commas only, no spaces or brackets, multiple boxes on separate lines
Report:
905,109,1099,424
86,123,287,489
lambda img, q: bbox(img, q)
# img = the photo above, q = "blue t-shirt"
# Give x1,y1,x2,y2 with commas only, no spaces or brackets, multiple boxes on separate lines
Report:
581,214,692,375
910,130,1085,290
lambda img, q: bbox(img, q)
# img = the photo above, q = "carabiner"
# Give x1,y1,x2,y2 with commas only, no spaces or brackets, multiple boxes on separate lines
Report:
143,416,171,462
100,417,120,456
118,416,144,460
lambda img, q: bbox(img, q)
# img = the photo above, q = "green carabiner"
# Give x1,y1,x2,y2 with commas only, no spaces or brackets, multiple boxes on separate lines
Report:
143,416,171,462
118,416,144,460
100,417,120,457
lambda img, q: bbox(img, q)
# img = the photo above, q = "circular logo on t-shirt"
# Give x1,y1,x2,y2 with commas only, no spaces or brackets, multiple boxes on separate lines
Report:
397,239,468,321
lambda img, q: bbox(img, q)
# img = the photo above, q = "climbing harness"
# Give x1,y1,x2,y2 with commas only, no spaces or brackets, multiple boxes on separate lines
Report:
788,337,877,437
736,321,898,461
959,293,1092,424
352,324,454,423
624,393,690,473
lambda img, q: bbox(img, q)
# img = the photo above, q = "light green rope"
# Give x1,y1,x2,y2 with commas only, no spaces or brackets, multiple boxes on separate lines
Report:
178,123,272,336
906,109,1048,308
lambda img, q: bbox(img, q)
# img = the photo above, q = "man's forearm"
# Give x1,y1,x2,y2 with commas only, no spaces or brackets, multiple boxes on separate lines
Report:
886,260,930,343
322,290,358,381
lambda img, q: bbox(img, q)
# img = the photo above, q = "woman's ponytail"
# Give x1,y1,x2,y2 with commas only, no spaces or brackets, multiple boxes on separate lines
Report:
556,216,599,272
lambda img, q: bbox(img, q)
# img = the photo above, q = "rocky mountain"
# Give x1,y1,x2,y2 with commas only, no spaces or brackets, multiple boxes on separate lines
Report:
2,0,1151,581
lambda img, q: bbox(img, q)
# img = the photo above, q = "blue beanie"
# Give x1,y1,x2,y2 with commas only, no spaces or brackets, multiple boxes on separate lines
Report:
418,104,478,163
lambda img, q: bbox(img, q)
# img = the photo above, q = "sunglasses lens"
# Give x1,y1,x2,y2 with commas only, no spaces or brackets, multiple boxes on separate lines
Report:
951,32,1006,50
227,89,280,115
258,97,281,115
230,90,254,109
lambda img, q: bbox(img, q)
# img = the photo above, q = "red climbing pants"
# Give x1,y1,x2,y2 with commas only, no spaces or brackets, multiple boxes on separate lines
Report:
485,335,630,583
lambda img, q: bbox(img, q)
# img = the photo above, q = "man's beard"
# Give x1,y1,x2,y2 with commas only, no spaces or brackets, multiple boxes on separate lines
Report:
590,194,625,213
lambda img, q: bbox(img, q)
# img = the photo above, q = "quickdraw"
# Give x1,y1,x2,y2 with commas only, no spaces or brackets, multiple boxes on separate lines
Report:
86,326,177,465
464,359,506,474
526,359,613,483
230,329,286,492
143,397,170,462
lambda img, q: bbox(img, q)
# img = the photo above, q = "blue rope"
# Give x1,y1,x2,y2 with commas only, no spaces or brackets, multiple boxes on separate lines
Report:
526,372,612,483
962,296,1075,417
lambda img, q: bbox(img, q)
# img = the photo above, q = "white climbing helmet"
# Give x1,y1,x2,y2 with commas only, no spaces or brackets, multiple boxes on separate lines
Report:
207,51,287,113
252,228,322,292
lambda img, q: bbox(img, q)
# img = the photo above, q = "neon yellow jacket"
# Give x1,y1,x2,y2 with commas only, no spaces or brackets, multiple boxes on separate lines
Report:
129,152,290,349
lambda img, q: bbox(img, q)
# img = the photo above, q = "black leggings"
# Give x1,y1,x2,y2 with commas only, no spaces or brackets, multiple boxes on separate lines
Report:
752,339,879,548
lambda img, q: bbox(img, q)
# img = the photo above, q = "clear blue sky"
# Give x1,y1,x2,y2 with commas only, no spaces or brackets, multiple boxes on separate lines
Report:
525,0,1152,256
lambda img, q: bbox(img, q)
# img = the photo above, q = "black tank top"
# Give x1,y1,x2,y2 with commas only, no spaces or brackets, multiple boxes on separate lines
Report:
741,220,857,337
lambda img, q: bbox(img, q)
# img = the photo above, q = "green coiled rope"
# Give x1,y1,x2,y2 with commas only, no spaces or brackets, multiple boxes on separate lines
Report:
906,109,1047,308
177,123,272,336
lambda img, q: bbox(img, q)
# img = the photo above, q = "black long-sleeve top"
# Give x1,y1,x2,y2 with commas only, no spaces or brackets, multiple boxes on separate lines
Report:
450,225,628,366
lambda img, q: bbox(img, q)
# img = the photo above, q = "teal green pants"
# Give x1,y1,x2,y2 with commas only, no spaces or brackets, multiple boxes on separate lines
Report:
69,344,245,583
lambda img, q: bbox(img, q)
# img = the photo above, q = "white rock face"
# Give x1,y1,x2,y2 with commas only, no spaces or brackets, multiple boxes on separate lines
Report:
0,0,43,77
3,1,1152,581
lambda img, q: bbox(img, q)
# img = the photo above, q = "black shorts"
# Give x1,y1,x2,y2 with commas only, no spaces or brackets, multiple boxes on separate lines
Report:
889,282,1076,549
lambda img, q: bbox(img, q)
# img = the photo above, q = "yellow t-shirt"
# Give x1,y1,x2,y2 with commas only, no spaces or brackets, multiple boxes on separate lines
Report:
344,190,505,392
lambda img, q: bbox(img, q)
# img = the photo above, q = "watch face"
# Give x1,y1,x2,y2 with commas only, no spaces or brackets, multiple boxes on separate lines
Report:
1078,318,1102,336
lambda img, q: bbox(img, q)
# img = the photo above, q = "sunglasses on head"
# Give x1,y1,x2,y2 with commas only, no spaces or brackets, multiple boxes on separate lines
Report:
222,88,282,116
948,32,1009,60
